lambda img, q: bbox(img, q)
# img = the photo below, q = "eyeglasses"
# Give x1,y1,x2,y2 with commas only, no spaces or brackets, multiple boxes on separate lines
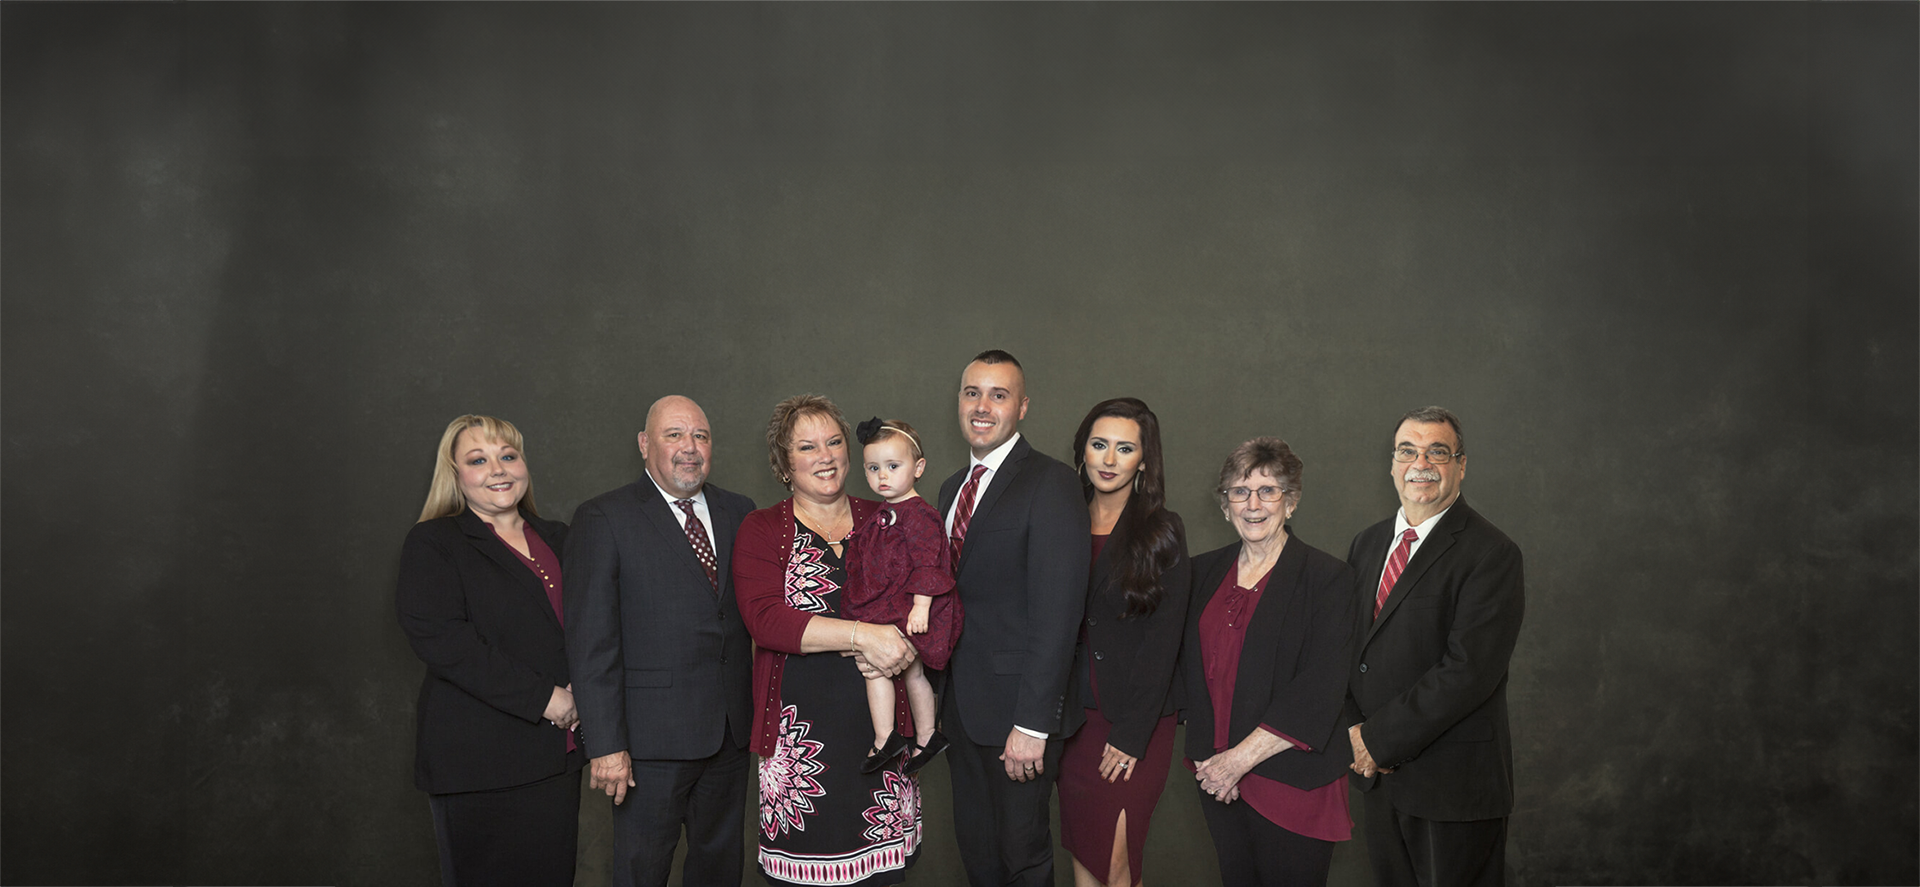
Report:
1223,485,1288,503
1392,445,1463,464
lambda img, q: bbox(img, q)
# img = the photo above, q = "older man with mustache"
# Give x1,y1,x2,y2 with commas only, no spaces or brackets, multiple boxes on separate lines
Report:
566,395,758,887
1345,406,1526,887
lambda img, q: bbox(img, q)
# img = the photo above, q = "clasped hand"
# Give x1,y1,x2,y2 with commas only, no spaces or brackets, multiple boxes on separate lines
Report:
843,621,915,679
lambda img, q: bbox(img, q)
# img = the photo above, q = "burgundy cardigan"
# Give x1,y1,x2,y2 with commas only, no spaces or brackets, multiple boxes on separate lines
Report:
733,496,910,756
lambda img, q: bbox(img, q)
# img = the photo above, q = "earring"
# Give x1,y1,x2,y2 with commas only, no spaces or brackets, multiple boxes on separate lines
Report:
1132,473,1141,493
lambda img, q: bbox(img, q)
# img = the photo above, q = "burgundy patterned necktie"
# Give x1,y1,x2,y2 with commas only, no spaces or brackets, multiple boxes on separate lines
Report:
675,499,718,591
1373,528,1419,619
948,464,989,568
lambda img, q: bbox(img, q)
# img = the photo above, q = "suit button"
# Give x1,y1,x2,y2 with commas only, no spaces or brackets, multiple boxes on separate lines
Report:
1359,663,1368,673
1086,617,1097,626
1093,652,1105,661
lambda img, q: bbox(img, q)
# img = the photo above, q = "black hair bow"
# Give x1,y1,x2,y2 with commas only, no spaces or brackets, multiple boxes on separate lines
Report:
855,416,885,445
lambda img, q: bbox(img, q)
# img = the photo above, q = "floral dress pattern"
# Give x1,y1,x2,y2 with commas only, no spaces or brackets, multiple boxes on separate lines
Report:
757,525,923,886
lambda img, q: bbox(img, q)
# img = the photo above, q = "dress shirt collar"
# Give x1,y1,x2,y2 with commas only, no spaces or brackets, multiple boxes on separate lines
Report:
970,431,1022,475
1392,503,1453,561
646,472,708,511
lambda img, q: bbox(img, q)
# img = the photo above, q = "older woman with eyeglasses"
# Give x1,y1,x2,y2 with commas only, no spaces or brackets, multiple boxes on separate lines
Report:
1180,438,1359,886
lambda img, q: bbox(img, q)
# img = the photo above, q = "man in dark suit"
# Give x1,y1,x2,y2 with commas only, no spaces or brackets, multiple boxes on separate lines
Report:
1346,406,1525,887
936,350,1092,887
565,395,757,887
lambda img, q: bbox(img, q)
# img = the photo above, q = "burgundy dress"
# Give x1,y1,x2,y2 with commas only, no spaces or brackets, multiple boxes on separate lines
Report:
1058,534,1179,884
842,497,962,670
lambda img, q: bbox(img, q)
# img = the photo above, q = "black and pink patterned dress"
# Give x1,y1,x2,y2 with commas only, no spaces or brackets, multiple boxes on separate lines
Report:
756,523,922,886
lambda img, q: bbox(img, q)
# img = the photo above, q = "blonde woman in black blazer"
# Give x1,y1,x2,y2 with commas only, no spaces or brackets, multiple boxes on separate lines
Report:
397,415,582,887
1057,398,1192,887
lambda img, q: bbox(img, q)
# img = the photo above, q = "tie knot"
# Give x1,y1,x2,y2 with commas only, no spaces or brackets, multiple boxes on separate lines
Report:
676,498,696,515
1401,528,1418,543
970,464,988,481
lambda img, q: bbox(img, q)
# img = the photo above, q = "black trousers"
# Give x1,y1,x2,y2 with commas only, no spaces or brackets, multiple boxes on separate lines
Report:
428,754,582,887
943,685,1064,887
1361,790,1506,887
1196,787,1336,887
610,741,749,887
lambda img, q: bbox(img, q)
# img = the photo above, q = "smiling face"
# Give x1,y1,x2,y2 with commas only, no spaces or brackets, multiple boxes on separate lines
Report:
863,435,925,504
1390,419,1465,523
957,359,1028,458
454,427,530,520
1082,416,1144,497
787,411,851,503
1222,466,1292,547
639,396,712,498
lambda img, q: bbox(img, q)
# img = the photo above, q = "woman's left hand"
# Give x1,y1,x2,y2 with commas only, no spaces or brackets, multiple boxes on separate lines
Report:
1097,743,1139,783
1194,748,1253,801
850,622,916,678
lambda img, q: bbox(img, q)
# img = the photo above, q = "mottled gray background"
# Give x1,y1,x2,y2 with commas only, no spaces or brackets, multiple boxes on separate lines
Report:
3,3,1914,886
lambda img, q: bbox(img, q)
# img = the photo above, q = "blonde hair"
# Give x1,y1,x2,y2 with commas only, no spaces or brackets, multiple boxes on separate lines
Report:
418,414,539,522
765,394,855,486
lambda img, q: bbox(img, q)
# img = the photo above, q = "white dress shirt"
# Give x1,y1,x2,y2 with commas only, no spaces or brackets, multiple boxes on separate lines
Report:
1378,502,1454,590
649,472,716,554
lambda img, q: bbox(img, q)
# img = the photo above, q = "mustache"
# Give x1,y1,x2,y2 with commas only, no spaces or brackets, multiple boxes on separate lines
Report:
1403,468,1442,482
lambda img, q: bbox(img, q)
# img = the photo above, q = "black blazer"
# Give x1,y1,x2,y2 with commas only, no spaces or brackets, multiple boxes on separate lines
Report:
398,508,576,794
1180,532,1358,791
937,436,1092,744
564,477,755,761
1070,511,1191,758
1346,497,1525,822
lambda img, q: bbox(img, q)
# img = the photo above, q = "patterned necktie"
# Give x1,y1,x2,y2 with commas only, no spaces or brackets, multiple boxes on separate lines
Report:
948,464,990,569
1374,528,1420,619
675,499,718,591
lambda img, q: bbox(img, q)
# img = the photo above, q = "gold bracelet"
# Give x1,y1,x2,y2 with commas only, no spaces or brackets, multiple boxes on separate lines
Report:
850,622,859,650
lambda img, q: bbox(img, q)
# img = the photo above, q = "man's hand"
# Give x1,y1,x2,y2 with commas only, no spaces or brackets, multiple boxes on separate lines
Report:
1000,729,1046,782
1349,723,1393,777
544,685,578,731
590,750,637,805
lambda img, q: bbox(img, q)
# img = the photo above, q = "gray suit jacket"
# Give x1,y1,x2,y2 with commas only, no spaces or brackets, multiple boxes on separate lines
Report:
564,477,755,760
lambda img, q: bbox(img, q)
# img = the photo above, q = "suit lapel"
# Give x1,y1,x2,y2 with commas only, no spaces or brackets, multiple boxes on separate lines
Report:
634,481,717,593
457,509,557,627
954,438,1029,576
1364,500,1470,645
1190,543,1240,622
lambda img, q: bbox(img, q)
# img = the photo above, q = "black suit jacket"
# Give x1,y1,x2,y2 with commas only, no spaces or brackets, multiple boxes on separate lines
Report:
937,436,1092,744
1180,533,1358,790
1071,512,1191,758
1346,497,1525,822
398,508,576,794
564,477,755,761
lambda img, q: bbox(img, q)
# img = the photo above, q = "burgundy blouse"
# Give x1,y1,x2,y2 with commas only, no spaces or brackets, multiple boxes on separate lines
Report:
1191,560,1349,841
495,521,574,753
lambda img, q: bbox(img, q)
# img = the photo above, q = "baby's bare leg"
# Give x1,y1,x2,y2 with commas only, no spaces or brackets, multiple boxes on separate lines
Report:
865,673,896,750
903,658,939,745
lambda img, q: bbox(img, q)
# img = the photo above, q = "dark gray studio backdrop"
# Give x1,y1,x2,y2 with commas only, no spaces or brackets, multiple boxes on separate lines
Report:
3,3,1914,885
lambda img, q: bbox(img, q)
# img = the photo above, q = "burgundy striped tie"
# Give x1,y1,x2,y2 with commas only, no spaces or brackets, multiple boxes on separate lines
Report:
948,464,989,569
1373,528,1419,619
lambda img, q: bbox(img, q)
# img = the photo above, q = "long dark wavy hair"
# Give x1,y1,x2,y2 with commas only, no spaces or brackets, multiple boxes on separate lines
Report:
1071,397,1184,618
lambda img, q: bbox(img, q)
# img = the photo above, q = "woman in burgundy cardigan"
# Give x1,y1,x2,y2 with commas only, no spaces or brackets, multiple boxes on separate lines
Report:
731,394,920,887
1182,437,1360,886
